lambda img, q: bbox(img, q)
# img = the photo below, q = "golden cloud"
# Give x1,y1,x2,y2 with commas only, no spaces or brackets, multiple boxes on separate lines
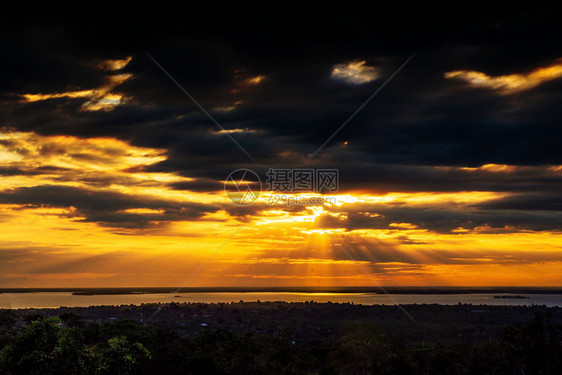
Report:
331,60,379,84
445,58,562,93
244,75,265,85
97,56,133,71
20,59,133,111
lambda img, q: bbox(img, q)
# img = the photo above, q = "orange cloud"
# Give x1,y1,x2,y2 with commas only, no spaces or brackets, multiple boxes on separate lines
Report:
97,56,133,71
1,132,562,287
445,58,562,93
20,58,133,110
331,60,379,84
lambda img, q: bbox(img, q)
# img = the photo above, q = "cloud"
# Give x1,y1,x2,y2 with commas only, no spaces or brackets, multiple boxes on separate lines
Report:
97,56,133,71
477,192,562,211
320,202,562,234
1,10,562,288
243,75,265,86
19,57,133,111
0,185,219,228
331,60,379,84
169,178,224,192
445,58,562,93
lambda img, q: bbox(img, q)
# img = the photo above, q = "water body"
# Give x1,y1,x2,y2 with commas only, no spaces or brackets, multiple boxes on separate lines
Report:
0,292,561,309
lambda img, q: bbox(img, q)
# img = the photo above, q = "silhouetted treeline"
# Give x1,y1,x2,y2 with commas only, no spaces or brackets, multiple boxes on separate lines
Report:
0,306,560,374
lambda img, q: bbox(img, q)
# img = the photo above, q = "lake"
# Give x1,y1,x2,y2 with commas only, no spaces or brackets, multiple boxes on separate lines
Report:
0,292,561,309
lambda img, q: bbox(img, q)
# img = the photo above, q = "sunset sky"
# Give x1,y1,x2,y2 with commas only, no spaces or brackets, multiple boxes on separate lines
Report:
1,9,561,287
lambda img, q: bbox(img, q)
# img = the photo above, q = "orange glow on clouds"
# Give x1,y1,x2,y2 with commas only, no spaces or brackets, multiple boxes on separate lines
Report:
1,130,562,287
19,57,133,111
445,58,562,93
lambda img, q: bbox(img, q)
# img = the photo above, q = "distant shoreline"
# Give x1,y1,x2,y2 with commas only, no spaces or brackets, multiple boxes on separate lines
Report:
0,286,561,296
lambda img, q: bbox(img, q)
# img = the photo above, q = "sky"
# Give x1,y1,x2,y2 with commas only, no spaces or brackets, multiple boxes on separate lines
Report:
0,8,561,287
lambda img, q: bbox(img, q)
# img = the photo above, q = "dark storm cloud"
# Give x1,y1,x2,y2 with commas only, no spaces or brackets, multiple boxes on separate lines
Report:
0,165,72,176
169,178,225,193
0,185,218,228
1,8,561,232
317,203,562,234
477,193,562,211
336,163,562,193
0,166,29,176
162,160,562,197
0,33,108,95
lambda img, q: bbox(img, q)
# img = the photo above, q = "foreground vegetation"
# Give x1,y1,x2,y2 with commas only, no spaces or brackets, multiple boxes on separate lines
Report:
0,303,560,374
